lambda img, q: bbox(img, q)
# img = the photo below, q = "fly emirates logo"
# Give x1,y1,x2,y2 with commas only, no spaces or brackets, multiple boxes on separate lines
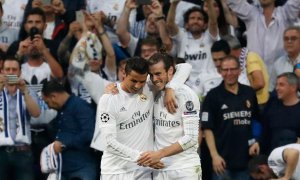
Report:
223,111,252,126
119,110,150,130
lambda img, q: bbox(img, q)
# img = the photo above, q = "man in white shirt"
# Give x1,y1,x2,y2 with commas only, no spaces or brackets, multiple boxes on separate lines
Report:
137,53,201,179
91,57,191,179
249,143,300,180
167,0,218,88
226,0,300,74
270,26,300,91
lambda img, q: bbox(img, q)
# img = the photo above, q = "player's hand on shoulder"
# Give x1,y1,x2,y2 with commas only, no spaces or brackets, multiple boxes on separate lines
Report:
104,83,119,95
164,88,178,114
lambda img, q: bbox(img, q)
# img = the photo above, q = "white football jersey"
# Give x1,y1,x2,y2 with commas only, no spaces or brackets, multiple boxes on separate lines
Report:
268,144,300,179
173,29,217,85
190,69,222,100
2,0,28,31
91,83,154,174
153,84,201,170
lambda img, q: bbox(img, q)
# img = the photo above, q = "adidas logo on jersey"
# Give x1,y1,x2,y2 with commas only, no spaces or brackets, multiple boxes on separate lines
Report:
120,107,127,112
221,104,228,110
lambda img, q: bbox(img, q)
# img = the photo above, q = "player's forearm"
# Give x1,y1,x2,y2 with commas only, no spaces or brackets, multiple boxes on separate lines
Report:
106,134,141,162
178,117,199,150
158,142,183,159
166,63,192,89
80,71,106,104
283,148,299,179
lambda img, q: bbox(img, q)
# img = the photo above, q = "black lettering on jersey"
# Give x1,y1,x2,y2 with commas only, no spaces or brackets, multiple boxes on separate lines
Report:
154,118,180,127
184,51,207,61
120,110,150,130
159,111,167,119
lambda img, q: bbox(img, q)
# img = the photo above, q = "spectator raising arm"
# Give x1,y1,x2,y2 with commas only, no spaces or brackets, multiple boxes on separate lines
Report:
166,0,180,37
116,0,138,47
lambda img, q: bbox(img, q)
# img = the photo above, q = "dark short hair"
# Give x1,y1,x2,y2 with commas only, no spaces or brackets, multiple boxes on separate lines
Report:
125,57,149,75
42,79,66,96
3,57,21,69
140,37,161,49
277,72,299,86
183,7,208,25
248,155,268,174
211,40,231,55
24,8,46,23
147,53,174,72
222,55,240,68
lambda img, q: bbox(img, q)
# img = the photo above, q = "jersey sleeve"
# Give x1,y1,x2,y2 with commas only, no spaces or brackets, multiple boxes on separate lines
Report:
201,90,217,130
80,71,107,104
165,63,192,90
90,94,141,162
177,89,200,150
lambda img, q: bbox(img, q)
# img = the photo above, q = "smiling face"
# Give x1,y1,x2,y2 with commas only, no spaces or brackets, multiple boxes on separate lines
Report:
220,58,241,87
185,11,207,35
148,61,171,91
275,76,297,101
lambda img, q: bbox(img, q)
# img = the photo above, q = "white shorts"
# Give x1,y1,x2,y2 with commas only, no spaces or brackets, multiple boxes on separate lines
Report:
153,165,202,180
101,169,152,180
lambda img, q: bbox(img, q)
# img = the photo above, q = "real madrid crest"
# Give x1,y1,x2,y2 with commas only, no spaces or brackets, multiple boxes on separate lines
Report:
139,93,147,102
246,100,251,108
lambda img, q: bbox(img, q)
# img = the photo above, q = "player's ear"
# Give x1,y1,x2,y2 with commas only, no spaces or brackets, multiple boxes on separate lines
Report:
167,66,174,77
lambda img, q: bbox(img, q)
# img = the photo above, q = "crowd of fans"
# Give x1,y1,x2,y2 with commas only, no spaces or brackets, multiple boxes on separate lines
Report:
0,0,300,179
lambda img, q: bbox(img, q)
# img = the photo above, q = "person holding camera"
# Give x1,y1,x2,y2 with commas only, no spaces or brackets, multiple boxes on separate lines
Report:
6,8,64,76
0,57,40,180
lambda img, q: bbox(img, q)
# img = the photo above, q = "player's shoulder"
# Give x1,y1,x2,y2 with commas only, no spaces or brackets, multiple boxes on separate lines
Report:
176,85,199,102
98,93,117,105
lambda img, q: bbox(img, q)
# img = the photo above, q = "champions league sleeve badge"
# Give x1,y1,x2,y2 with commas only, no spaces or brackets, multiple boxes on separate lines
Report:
100,113,110,123
246,100,251,108
139,93,147,102
185,101,194,111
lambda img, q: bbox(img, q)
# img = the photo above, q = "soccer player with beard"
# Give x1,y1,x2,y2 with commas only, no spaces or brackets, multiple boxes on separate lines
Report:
137,53,201,180
91,57,191,180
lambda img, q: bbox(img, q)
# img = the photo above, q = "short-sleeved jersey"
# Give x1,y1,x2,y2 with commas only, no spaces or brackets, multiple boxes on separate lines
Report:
201,82,259,170
190,70,222,100
91,83,154,174
268,143,300,179
172,28,217,86
153,84,200,170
